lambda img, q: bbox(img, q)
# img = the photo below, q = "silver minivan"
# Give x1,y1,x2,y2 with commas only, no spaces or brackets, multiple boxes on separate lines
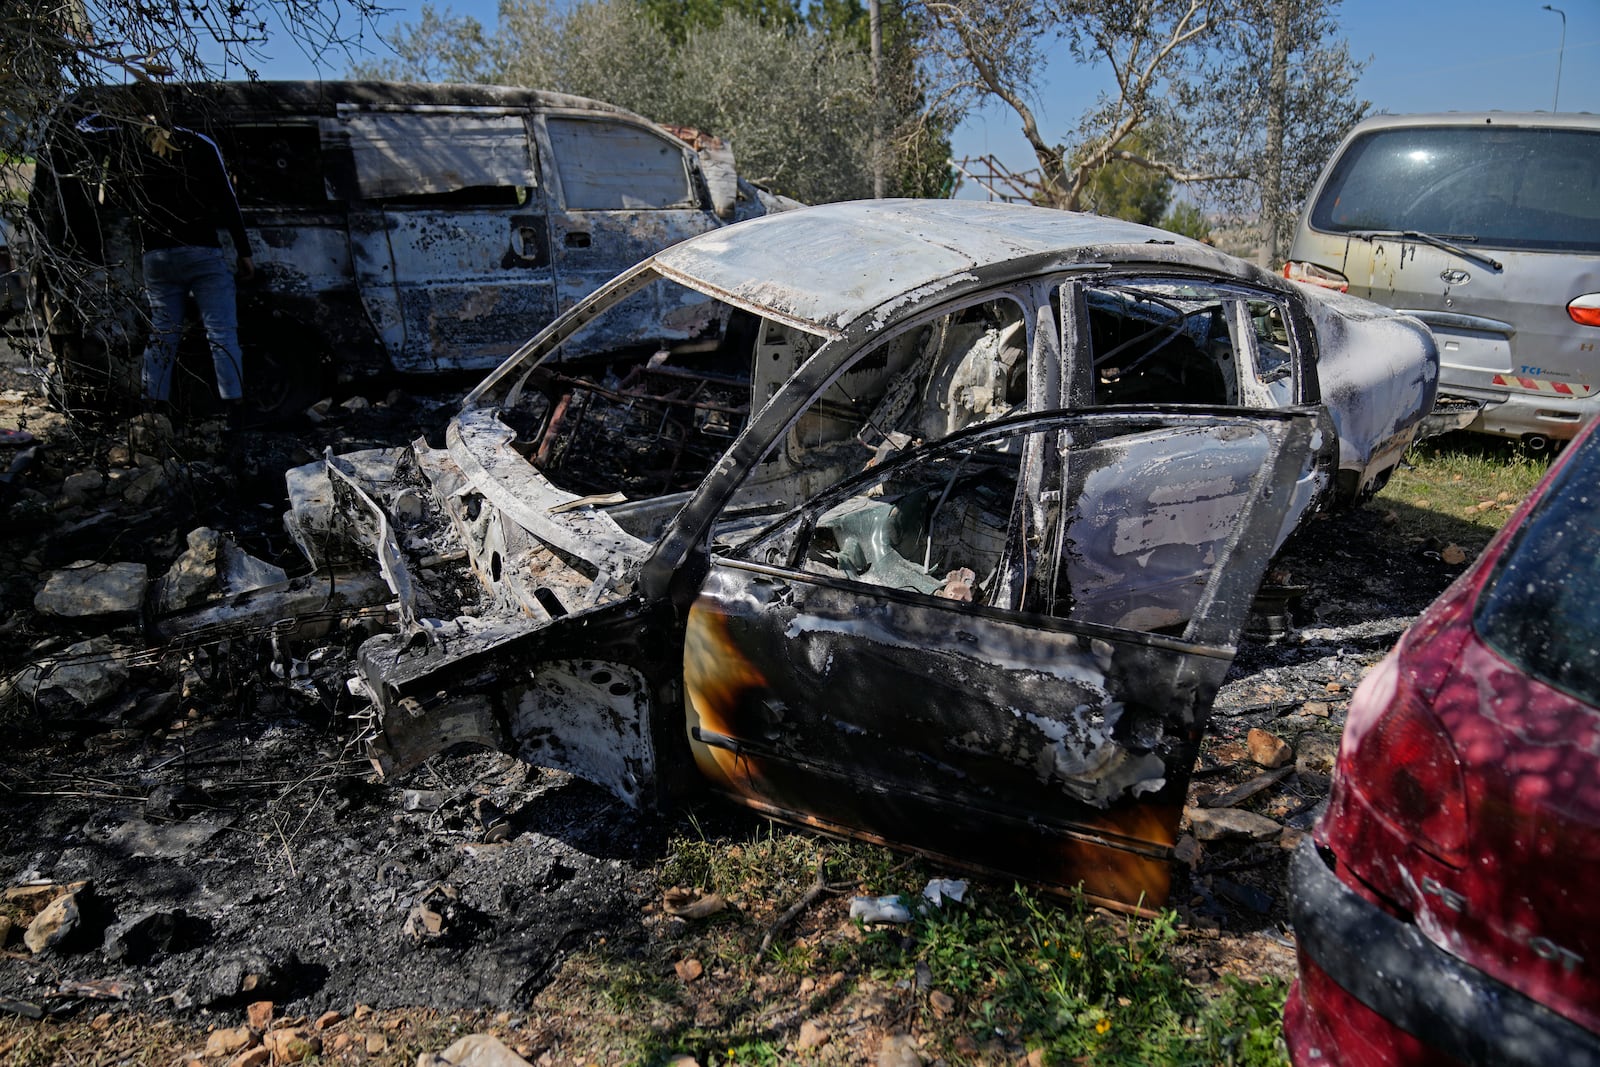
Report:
1286,112,1600,448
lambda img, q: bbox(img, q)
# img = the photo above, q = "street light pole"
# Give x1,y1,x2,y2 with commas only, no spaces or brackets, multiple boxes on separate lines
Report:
1544,4,1567,111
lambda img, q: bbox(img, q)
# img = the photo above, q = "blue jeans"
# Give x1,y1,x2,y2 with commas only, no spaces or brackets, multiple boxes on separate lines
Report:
141,246,244,402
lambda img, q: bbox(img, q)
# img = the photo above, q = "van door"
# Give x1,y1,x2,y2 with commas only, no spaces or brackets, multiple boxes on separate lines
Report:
338,106,556,374
536,112,724,352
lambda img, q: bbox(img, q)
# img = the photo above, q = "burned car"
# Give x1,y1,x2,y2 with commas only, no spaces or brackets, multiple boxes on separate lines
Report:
22,80,794,415
285,200,1437,910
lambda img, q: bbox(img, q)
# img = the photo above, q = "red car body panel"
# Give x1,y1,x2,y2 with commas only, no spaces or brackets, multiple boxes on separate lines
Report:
1287,418,1600,1065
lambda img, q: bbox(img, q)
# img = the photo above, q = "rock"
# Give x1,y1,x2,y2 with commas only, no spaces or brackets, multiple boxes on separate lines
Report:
315,1010,342,1030
103,907,192,964
367,1034,388,1054
929,990,956,1017
60,470,104,504
674,958,703,982
156,528,222,612
107,444,132,467
416,1034,534,1067
205,1027,255,1056
34,561,148,618
201,952,289,1006
246,1000,274,1031
129,413,173,453
262,1028,319,1064
105,819,222,859
227,1047,271,1067
1303,700,1332,718
339,396,370,412
1246,728,1293,769
1186,807,1281,843
876,1032,923,1067
797,1021,830,1050
25,891,80,954
0,915,12,947
122,464,167,507
11,636,129,711
329,1034,353,1053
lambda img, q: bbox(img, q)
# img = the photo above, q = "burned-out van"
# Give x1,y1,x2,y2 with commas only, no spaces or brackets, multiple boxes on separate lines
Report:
22,81,796,416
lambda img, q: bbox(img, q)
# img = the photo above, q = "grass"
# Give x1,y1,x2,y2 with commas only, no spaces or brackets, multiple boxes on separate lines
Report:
545,819,1292,1066
1381,431,1554,542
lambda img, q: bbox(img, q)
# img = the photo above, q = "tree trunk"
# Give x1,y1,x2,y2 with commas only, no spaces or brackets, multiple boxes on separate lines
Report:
1261,0,1290,269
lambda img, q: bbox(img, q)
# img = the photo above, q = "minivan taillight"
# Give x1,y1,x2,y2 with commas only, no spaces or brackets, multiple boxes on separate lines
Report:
1283,260,1349,292
1567,293,1600,327
1341,682,1468,866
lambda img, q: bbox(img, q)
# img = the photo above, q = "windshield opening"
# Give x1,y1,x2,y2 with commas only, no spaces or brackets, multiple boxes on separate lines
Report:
481,274,793,504
1310,126,1600,254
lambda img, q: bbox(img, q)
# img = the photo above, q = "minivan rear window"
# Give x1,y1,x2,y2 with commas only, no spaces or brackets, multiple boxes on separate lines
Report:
1309,126,1600,254
1475,431,1600,706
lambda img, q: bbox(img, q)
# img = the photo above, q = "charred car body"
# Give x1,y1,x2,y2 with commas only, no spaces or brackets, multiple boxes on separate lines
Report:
20,80,794,414
282,201,1437,910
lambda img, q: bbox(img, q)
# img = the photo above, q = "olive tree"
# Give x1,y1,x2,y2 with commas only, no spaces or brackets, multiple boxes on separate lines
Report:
356,0,955,204
920,0,1364,253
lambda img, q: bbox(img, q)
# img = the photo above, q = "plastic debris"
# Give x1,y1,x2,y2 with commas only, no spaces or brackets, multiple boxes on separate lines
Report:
921,879,968,907
849,895,912,923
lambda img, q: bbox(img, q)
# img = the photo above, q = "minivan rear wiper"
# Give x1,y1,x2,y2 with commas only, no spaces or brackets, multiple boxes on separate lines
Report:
1348,229,1504,272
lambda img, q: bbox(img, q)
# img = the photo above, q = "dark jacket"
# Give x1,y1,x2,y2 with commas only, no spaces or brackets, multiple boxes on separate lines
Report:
124,125,251,257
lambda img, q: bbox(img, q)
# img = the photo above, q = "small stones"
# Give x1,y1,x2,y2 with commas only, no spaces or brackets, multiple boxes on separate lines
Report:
204,1027,254,1057
1186,807,1282,843
797,1020,830,1050
1246,728,1293,769
246,1000,273,1031
24,890,81,954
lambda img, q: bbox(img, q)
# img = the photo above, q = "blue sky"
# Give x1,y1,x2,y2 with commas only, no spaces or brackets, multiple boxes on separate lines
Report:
251,0,1600,182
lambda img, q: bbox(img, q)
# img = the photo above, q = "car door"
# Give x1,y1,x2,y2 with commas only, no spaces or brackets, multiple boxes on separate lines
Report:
535,112,724,352
337,105,556,373
682,408,1314,911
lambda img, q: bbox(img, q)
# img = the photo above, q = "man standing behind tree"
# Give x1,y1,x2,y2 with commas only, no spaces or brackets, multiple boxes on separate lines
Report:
122,118,254,414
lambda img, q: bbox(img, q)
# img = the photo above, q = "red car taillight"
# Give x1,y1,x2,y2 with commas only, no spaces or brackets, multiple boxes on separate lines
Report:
1284,260,1349,292
1339,662,1468,867
1567,293,1600,327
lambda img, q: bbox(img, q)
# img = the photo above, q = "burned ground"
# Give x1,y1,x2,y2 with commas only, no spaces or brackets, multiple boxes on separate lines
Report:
0,329,1493,1063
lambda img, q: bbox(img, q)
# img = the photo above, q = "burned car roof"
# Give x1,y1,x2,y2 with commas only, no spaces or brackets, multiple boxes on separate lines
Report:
650,199,1285,337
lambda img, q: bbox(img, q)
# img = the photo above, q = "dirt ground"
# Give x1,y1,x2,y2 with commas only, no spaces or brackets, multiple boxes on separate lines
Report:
0,327,1489,1065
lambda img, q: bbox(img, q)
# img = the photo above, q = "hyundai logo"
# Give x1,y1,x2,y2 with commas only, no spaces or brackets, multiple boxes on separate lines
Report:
1440,268,1471,285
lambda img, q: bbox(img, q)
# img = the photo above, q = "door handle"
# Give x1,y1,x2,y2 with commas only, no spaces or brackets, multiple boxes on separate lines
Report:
510,226,544,263
564,231,591,249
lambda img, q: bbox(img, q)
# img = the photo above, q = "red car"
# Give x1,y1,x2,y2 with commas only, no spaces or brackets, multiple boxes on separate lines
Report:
1285,420,1600,1066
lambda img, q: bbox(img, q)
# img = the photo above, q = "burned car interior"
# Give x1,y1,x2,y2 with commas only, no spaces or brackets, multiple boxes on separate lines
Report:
273,201,1434,911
